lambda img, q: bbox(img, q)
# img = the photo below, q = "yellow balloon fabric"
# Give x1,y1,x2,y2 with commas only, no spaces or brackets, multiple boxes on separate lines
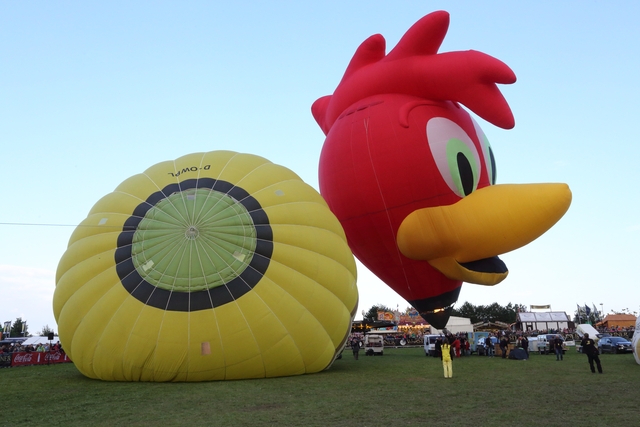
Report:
54,151,358,381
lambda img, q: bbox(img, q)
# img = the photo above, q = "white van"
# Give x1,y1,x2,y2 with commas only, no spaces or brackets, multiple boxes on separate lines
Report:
423,334,442,357
363,334,384,356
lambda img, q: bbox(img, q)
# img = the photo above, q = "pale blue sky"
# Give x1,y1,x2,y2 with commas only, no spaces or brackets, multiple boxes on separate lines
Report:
2,1,639,332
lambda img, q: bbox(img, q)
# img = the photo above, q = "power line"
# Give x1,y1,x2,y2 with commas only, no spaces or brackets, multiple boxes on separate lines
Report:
0,222,131,229
0,222,79,227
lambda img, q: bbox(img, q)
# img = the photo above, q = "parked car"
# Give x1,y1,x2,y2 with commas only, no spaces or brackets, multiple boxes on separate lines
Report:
536,334,566,355
598,336,633,354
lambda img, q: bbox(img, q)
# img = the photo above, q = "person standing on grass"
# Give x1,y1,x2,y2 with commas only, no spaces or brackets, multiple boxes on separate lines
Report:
553,335,564,361
441,337,453,379
486,334,495,357
452,336,461,358
500,336,509,359
521,335,529,357
350,337,361,360
580,333,602,373
435,336,443,360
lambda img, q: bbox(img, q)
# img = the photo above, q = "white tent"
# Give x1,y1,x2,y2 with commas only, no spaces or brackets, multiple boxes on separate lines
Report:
21,336,60,346
430,316,473,335
517,312,570,331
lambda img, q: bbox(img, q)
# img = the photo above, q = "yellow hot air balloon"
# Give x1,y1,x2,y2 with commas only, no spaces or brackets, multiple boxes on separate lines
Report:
54,151,358,381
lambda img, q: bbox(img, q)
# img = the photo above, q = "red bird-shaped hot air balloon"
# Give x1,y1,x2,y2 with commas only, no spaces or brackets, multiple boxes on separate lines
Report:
312,11,571,328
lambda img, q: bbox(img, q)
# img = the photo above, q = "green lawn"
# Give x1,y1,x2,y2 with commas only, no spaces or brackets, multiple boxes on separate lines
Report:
1,348,637,426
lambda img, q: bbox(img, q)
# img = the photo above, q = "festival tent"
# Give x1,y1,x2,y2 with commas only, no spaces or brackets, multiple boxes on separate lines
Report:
429,316,473,335
473,320,511,331
21,336,60,346
516,312,570,331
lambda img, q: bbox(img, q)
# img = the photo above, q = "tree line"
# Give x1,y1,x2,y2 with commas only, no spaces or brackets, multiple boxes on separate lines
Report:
362,302,528,324
1,317,55,338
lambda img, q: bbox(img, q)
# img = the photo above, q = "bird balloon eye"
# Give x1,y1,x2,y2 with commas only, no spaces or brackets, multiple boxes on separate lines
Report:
472,117,497,185
427,117,481,197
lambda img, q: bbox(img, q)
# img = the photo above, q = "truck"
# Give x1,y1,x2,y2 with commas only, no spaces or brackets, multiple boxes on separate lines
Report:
469,332,489,354
363,334,384,356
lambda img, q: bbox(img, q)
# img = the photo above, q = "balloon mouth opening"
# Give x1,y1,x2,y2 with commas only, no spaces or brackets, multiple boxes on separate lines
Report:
421,304,454,315
409,288,461,330
459,256,507,275
421,305,455,330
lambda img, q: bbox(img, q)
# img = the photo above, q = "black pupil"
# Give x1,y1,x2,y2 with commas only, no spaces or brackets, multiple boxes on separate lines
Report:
457,152,474,196
489,147,497,185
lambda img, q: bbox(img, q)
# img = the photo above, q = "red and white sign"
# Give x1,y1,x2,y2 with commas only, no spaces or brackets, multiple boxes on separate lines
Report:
11,351,71,367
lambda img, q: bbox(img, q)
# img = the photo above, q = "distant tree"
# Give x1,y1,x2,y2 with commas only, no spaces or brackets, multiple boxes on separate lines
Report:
514,304,528,314
483,302,505,322
452,302,524,324
38,324,56,336
611,308,639,316
362,304,393,322
10,317,30,337
453,301,479,323
501,303,519,324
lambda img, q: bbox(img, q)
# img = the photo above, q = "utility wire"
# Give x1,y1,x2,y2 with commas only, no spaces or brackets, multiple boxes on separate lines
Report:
0,222,132,229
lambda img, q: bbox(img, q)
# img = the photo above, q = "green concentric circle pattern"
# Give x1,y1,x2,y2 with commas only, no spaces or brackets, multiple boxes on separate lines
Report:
115,178,274,312
131,188,257,293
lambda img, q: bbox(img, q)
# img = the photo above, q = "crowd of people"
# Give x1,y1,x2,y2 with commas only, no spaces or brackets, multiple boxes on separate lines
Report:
0,341,64,354
346,324,622,379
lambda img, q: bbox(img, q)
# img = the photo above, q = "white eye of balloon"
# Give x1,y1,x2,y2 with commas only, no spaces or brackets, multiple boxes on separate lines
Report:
427,117,481,197
471,117,497,185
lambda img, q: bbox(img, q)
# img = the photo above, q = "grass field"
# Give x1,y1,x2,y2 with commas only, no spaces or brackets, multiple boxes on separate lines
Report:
1,348,638,426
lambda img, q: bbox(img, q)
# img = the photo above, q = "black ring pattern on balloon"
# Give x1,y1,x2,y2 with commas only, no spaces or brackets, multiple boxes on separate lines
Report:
115,178,273,311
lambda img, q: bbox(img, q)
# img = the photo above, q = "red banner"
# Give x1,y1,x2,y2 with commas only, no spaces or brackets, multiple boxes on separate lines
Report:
10,351,71,367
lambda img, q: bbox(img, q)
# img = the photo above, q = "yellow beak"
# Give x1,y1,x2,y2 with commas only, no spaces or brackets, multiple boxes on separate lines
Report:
396,183,572,285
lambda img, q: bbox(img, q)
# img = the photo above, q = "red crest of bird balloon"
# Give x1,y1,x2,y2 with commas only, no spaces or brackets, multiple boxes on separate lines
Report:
312,10,572,328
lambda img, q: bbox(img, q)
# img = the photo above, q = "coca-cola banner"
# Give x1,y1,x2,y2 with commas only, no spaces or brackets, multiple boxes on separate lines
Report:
10,351,72,367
